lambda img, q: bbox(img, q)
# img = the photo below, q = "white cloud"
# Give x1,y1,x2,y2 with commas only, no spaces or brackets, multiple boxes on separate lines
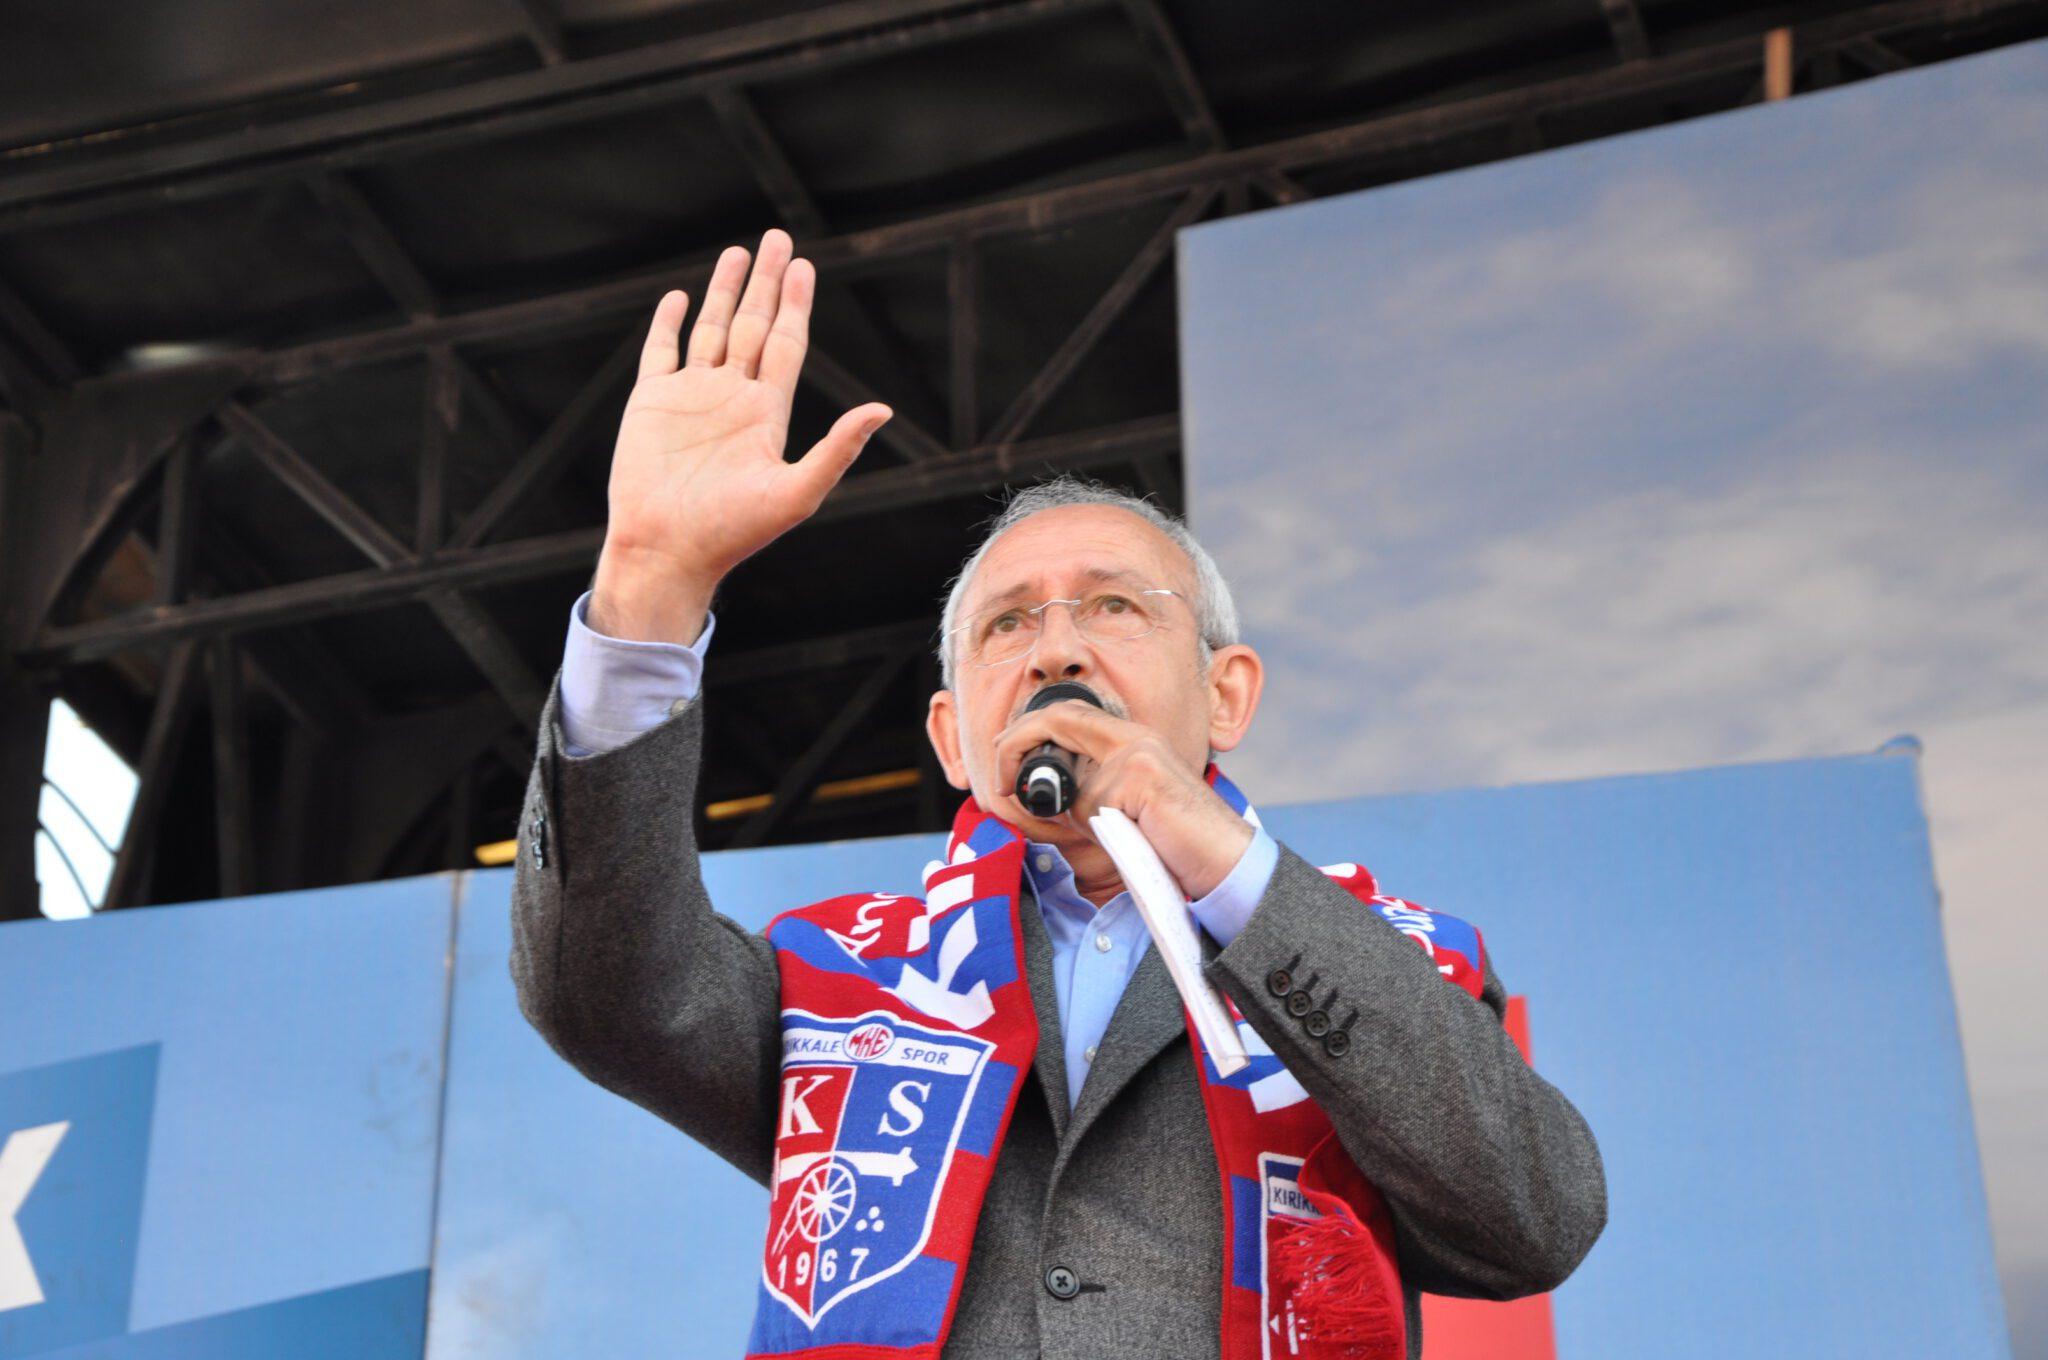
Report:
1796,173,2048,370
1228,449,2048,799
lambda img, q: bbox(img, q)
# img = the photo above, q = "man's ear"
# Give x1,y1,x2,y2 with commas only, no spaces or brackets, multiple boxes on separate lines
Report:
925,689,971,790
1204,643,1264,754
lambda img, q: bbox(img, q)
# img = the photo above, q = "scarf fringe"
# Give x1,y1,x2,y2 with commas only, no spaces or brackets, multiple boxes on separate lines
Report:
1268,1187,1404,1360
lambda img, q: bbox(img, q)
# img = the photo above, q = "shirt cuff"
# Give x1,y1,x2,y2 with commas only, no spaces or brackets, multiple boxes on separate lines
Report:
558,588,715,758
1187,825,1280,950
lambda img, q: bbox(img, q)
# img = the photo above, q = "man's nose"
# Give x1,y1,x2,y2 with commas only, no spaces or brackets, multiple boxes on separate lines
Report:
1028,602,1094,681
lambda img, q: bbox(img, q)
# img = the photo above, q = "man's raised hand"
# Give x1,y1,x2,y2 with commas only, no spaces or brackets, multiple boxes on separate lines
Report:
591,229,892,643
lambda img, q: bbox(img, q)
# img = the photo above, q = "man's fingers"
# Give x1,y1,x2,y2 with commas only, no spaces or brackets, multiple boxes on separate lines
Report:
758,257,815,401
787,403,891,512
725,228,793,379
686,245,751,368
638,290,690,379
994,704,1118,787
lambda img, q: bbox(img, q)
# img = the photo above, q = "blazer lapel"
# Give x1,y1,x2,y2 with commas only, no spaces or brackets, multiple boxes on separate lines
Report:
1060,941,1188,1154
1018,872,1070,1141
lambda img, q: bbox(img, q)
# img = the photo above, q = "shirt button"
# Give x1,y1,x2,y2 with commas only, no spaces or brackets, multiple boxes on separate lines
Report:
668,697,689,717
1083,1045,1098,1065
1044,1265,1081,1299
1035,852,1054,873
1094,933,1113,953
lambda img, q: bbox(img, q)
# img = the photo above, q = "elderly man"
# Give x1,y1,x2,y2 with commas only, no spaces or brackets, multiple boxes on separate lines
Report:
510,229,1605,1360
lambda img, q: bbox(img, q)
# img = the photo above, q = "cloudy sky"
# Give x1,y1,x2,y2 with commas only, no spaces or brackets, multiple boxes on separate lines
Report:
1181,39,2046,1352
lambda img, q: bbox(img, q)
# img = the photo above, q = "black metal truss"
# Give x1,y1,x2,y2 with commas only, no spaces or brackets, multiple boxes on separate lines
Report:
13,0,2034,665
5,0,2044,909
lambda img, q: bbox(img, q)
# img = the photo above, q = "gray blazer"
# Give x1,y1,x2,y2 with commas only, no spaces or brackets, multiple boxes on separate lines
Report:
509,671,1606,1358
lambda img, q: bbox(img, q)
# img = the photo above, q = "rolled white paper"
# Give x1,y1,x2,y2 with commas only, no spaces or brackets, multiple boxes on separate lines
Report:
1087,806,1249,1077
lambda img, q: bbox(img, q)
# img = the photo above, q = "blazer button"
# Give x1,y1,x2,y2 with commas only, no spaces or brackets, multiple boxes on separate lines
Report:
1303,1010,1331,1038
1324,1029,1352,1058
1044,1265,1081,1300
1267,968,1293,997
1285,989,1314,1018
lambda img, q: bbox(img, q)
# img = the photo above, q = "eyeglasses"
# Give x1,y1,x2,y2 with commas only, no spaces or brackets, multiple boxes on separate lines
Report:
947,587,1187,668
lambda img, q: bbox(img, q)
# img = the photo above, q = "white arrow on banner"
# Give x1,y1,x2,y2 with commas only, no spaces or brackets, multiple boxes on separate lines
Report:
0,1120,69,1312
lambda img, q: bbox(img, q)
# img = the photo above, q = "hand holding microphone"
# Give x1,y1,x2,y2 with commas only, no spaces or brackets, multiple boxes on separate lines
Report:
1013,680,1106,817
997,681,1253,901
1005,678,1250,1074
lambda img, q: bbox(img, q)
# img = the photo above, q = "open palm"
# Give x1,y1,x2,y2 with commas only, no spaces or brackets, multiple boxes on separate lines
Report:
603,229,891,589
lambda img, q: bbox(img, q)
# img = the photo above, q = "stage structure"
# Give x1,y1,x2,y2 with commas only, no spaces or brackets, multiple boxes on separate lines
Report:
5,0,2048,915
0,751,2006,1357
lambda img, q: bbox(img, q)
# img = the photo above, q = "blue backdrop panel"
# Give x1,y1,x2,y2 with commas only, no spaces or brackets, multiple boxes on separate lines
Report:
0,878,453,1355
430,751,1999,1357
427,839,942,1359
1269,750,2004,1357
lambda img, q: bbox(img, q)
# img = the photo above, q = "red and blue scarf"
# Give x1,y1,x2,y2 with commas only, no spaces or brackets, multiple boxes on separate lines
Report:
745,769,1486,1360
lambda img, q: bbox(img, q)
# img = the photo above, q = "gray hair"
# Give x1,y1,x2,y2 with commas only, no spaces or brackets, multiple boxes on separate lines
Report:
937,475,1241,689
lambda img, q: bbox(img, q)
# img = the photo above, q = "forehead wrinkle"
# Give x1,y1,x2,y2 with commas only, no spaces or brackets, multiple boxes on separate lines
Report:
963,563,1155,616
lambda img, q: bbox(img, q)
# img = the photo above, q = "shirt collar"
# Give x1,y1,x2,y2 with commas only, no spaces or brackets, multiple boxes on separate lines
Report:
1024,839,1128,933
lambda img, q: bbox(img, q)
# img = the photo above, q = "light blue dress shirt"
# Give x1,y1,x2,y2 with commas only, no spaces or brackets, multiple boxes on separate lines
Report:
557,588,1280,1108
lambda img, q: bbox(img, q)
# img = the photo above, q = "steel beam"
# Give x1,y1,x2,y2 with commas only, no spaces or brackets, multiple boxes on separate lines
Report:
0,275,83,386
948,242,979,448
71,0,2024,397
190,514,377,737
219,399,545,732
219,400,411,565
713,618,936,687
154,434,197,606
101,638,204,909
0,0,1100,229
0,665,51,919
209,637,255,896
308,173,442,319
985,188,1213,445
509,0,569,66
707,87,829,238
1599,0,1653,61
1118,0,1224,150
706,84,953,445
0,413,48,918
803,348,948,463
418,349,457,552
1251,169,1310,204
1840,33,1914,70
18,414,1177,666
727,644,918,848
449,324,640,550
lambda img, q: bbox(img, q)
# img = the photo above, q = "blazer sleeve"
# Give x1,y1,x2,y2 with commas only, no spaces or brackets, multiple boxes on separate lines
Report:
1204,844,1608,1299
509,666,783,1186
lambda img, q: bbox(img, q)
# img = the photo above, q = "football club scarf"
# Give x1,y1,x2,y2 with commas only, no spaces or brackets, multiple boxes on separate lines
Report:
745,768,1487,1360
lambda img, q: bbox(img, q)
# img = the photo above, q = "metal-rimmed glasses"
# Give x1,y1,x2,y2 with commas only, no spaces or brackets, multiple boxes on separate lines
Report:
946,587,1188,668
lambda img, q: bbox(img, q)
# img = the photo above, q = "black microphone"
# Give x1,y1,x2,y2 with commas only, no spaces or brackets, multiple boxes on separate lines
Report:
1014,681,1104,818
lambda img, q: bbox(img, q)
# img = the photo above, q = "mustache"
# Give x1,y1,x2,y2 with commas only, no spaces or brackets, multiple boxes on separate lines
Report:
1010,683,1127,725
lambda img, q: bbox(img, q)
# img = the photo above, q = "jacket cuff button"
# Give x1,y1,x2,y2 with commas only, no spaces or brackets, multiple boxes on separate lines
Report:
1303,1010,1331,1038
1285,989,1314,1018
1266,968,1293,997
1324,1029,1352,1058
